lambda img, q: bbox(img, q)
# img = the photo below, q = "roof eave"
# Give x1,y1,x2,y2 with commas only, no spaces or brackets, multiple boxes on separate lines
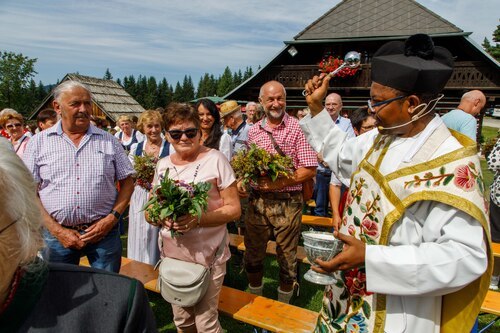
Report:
286,32,471,44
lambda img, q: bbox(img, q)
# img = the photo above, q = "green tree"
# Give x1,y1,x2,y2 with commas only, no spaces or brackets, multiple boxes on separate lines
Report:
144,76,157,109
181,75,195,102
217,66,233,96
172,82,183,102
103,68,113,80
0,51,37,115
243,66,254,80
157,78,172,108
482,20,500,60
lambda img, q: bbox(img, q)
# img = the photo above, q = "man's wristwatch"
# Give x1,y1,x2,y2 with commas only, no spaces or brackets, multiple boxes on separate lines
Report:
110,210,121,220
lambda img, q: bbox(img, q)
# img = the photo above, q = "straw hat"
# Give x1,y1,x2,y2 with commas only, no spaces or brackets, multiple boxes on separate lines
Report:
219,100,241,118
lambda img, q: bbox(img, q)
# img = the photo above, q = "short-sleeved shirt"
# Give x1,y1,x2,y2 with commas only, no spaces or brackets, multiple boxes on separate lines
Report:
23,121,135,226
441,109,477,141
155,149,236,267
230,121,250,156
248,112,317,192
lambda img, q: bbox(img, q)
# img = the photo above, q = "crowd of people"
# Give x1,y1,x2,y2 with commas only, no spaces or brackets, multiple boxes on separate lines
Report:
0,33,498,333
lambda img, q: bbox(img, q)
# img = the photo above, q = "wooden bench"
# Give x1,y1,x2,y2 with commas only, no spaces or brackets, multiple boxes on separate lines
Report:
492,242,500,258
301,214,333,228
481,290,500,316
80,257,318,333
228,233,309,264
479,290,500,332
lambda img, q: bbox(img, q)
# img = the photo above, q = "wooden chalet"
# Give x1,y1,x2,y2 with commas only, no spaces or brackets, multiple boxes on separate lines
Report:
30,73,145,126
225,0,500,120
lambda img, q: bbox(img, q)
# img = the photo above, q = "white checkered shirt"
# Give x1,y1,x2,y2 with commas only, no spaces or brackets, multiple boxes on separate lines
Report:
23,121,135,226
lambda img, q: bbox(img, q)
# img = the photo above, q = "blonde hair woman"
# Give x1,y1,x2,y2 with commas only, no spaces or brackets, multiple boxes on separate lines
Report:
127,110,170,265
0,110,30,157
114,115,144,152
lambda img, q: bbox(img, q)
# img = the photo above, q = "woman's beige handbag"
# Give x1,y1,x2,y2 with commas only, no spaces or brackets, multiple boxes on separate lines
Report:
155,233,226,307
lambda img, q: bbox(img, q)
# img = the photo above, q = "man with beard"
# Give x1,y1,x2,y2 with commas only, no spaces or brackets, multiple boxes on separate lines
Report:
300,34,490,332
23,81,135,273
237,80,317,303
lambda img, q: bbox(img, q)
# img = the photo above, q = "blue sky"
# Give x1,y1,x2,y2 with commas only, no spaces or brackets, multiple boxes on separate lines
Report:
0,0,498,87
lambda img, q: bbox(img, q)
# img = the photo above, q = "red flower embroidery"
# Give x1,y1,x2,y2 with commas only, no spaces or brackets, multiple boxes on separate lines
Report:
361,218,378,237
345,268,373,297
453,165,476,191
348,225,356,236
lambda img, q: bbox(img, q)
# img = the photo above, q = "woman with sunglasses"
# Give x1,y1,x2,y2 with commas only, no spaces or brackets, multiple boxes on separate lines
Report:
0,110,30,157
195,99,232,161
150,103,240,333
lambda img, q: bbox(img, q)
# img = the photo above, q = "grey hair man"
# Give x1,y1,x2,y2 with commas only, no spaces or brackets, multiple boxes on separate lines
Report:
23,80,135,273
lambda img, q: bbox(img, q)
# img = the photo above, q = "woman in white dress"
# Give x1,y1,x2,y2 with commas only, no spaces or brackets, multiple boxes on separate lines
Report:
127,110,170,265
195,98,232,160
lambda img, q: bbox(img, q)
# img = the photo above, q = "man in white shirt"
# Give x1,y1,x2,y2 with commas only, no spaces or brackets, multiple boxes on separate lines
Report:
314,93,355,218
300,34,491,333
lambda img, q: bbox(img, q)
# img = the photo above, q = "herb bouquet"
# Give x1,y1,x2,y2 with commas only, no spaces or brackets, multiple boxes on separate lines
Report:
230,143,294,189
133,154,158,190
143,169,211,236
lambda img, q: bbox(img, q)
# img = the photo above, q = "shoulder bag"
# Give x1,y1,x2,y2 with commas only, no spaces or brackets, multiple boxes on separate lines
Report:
155,232,226,307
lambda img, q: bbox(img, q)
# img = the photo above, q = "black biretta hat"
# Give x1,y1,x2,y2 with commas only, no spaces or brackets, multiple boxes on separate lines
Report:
371,34,454,94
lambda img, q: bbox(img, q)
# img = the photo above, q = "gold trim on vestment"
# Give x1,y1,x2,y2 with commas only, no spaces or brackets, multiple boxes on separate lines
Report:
364,129,490,333
385,145,478,182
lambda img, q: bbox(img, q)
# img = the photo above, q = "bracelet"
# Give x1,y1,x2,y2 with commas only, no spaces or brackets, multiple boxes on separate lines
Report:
110,210,121,220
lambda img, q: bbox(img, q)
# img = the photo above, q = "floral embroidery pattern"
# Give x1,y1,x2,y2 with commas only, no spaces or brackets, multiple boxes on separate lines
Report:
403,162,484,194
346,177,381,244
345,268,373,297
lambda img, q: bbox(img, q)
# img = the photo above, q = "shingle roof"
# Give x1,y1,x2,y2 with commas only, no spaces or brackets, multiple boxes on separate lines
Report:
294,0,462,40
64,74,145,120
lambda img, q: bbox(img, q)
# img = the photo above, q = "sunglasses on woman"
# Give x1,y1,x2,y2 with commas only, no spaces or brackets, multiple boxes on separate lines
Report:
6,123,23,129
168,128,198,140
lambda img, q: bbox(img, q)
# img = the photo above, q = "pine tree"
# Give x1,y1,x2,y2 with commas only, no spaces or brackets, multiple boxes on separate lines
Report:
144,76,157,109
103,68,113,80
181,75,195,102
482,20,500,61
216,66,233,96
173,82,183,102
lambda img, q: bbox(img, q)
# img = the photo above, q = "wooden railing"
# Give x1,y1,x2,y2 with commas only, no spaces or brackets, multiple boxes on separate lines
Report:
260,61,498,90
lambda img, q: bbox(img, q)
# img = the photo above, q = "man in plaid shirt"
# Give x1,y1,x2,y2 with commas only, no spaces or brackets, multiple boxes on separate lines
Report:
23,81,135,273
238,80,317,303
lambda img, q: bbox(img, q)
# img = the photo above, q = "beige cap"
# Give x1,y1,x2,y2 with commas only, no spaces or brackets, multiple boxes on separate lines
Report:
219,100,241,118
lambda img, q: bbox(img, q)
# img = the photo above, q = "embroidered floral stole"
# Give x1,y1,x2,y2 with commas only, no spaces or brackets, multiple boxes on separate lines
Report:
315,124,492,333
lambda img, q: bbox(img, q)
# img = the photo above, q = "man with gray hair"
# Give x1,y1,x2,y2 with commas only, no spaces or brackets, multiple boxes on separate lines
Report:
441,89,486,141
220,100,250,155
23,80,135,273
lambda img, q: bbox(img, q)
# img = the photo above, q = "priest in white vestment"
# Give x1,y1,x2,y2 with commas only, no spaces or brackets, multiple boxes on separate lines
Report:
300,34,492,333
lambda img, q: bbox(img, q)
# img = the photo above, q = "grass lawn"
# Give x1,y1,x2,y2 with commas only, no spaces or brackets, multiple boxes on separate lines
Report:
135,125,500,332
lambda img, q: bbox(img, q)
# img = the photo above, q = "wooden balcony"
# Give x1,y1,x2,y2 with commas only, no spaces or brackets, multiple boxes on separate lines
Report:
261,61,499,90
